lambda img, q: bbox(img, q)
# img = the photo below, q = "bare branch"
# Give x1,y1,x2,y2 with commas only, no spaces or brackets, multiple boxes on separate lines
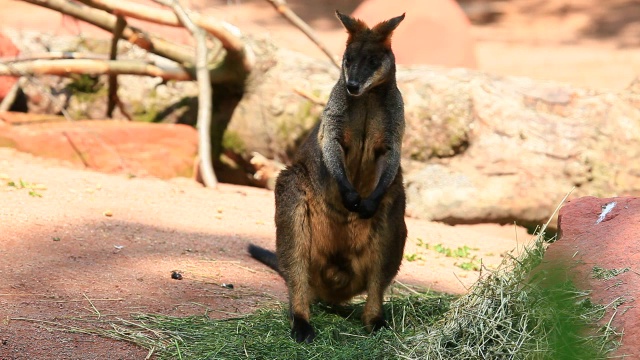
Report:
107,15,126,118
264,0,340,68
1,52,109,62
21,0,195,66
0,79,23,112
153,0,218,188
0,59,192,80
76,0,254,73
293,86,326,106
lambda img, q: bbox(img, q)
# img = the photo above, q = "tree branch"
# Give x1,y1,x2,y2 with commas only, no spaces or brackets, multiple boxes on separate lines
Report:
264,0,340,68
1,52,110,62
106,15,126,118
0,79,23,112
153,0,218,188
76,0,254,73
0,59,192,80
21,0,195,65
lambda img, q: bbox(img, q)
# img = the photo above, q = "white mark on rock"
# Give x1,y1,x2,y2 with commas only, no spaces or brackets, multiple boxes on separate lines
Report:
596,202,616,224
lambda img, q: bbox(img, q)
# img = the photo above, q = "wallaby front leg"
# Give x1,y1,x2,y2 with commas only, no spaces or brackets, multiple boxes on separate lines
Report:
359,146,401,219
321,134,361,212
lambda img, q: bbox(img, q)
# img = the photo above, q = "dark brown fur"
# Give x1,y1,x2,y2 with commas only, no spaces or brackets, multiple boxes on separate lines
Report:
249,11,407,343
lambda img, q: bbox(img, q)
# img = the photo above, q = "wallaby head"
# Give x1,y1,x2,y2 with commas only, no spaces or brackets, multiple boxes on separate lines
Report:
335,11,405,97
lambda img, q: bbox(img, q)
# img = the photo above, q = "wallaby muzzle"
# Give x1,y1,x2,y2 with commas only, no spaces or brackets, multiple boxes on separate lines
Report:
345,79,362,96
344,62,376,97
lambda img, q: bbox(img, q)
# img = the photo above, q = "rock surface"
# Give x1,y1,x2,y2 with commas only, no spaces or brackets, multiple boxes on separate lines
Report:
0,32,19,102
0,112,198,179
233,48,640,227
546,196,640,357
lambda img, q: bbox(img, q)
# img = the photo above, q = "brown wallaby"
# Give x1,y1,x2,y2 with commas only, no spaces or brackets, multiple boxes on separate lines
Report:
248,10,407,343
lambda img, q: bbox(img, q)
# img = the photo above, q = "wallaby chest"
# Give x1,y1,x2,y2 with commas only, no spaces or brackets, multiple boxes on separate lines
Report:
340,95,387,194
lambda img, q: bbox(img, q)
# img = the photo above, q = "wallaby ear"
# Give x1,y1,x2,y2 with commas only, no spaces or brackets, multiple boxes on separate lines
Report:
372,13,405,40
335,10,367,34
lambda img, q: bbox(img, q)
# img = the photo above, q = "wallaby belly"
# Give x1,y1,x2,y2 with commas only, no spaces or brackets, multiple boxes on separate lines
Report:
308,205,375,304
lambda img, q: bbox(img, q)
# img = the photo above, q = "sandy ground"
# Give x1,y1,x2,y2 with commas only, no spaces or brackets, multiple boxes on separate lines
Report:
0,0,637,358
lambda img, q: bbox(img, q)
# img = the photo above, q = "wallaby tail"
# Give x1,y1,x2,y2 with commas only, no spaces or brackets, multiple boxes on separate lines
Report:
247,244,281,275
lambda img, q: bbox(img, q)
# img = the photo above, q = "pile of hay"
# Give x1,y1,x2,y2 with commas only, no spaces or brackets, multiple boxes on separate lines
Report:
403,234,620,359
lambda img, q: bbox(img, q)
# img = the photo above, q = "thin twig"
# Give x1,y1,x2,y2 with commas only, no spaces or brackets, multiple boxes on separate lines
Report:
83,293,102,319
264,0,340,68
394,280,421,295
62,131,90,167
37,298,124,302
293,86,327,105
1,52,109,62
0,78,23,112
154,0,218,188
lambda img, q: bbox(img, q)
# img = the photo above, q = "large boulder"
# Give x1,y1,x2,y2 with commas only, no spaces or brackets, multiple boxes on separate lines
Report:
402,71,640,227
351,0,477,68
231,46,640,227
544,196,640,358
0,112,197,179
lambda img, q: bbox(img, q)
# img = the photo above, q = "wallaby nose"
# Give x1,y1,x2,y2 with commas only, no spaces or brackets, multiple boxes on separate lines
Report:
346,81,360,95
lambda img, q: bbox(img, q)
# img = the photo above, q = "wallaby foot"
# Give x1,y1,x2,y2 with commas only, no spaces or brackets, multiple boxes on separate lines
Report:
291,314,316,343
362,283,387,333
363,311,388,333
367,315,389,332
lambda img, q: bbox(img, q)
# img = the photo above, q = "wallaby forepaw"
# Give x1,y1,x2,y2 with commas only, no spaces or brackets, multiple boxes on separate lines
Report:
358,198,379,219
341,189,361,212
366,316,389,333
291,316,316,343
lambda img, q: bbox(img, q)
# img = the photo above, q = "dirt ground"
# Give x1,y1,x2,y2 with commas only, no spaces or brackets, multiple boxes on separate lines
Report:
0,148,530,359
0,0,638,358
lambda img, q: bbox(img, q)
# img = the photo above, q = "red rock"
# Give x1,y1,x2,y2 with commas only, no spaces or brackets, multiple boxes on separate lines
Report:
351,0,477,68
0,112,198,179
547,196,640,357
0,32,20,102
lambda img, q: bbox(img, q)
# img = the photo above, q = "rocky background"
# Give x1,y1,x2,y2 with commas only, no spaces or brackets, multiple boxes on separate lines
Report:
2,0,640,228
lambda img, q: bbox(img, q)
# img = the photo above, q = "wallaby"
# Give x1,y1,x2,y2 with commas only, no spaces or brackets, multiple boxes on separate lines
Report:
248,10,407,343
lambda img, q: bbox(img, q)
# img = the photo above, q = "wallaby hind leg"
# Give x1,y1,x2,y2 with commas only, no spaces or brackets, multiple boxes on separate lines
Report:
362,187,407,332
362,277,388,332
274,166,316,343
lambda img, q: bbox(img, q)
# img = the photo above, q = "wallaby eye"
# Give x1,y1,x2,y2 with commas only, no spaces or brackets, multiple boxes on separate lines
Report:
344,55,352,66
368,57,379,67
